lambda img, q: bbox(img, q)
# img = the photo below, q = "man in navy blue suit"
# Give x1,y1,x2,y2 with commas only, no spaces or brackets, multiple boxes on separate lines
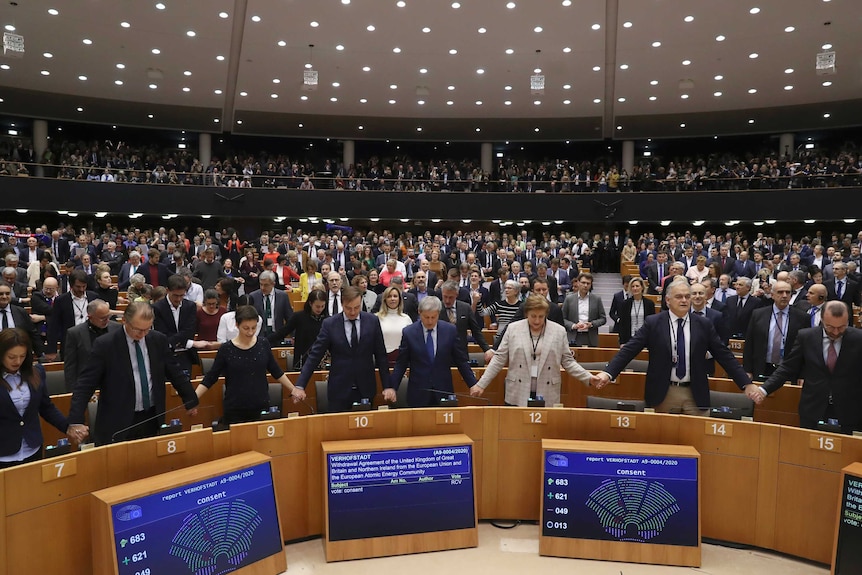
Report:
595,278,758,415
293,286,395,412
390,296,477,408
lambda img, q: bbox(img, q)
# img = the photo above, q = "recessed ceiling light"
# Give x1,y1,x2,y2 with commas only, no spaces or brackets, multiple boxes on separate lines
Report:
716,35,726,41
4,25,14,32
682,59,691,65
534,127,540,132
388,99,396,104
476,68,485,74
152,48,161,54
330,97,338,102
213,118,220,123
239,91,247,96
748,119,755,124
714,74,723,80
121,21,131,28
475,100,482,105
563,84,571,90
149,83,158,89
822,43,832,50
419,67,428,74
504,100,512,106
332,81,341,87
534,67,542,73
475,127,481,132
298,123,303,127
236,119,243,125
422,27,431,33
562,0,572,5
43,52,53,58
116,63,126,69
822,81,832,86
360,98,368,103
416,126,422,131
186,30,196,37
533,100,541,105
650,80,658,85
115,80,124,85
823,113,831,118
680,123,686,128
649,96,657,101
397,0,406,6
651,41,661,47
184,70,192,76
251,15,261,22
48,8,59,15
447,100,454,105
623,21,633,28
214,89,222,94
272,78,280,83
393,47,401,53
358,125,364,130
507,2,516,8
593,98,601,103
451,2,460,8
619,64,629,70
785,68,794,74
748,88,757,93
533,26,543,33
784,85,793,90
684,15,694,22
714,91,722,97
216,55,225,61
271,93,279,98
618,97,626,102
563,99,571,104
390,84,397,89
504,85,512,91
310,21,319,27
83,38,93,45
448,85,455,90
155,3,166,9
147,113,154,118
277,40,287,47
680,94,689,99
563,47,571,53
592,66,601,72
300,95,308,100
616,125,622,130
336,44,345,51
749,52,758,58
40,70,50,76
417,100,425,105
784,26,795,32
77,107,83,112
749,7,760,14
591,23,601,30
219,11,229,18
478,27,487,33
78,75,87,81
505,48,514,55
182,86,190,92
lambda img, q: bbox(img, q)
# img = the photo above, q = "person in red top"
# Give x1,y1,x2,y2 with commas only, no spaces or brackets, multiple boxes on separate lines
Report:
274,254,300,289
379,259,403,287
195,289,225,349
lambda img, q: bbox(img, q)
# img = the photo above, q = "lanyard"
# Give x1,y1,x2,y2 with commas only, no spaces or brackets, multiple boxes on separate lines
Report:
670,316,687,364
773,310,787,358
529,324,545,361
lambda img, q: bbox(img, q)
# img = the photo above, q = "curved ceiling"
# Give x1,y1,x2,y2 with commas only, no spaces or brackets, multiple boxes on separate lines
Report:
0,0,858,141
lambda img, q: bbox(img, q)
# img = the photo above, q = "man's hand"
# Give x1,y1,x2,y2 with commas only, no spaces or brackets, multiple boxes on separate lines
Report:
469,384,485,397
382,388,397,403
592,372,611,389
744,384,765,404
192,340,210,349
483,348,495,364
186,407,198,417
67,424,89,442
44,353,58,362
290,386,306,403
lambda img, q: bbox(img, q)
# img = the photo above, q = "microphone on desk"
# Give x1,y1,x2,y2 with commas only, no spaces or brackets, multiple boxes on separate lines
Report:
110,402,191,443
429,389,492,404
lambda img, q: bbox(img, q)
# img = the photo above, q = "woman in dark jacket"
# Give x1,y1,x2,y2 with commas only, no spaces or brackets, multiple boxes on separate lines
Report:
616,277,656,345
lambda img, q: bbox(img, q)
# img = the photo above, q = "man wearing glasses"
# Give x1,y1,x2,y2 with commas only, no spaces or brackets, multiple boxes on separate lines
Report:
67,302,199,445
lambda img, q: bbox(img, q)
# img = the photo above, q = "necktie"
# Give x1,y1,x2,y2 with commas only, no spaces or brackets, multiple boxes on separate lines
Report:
350,319,358,348
426,328,435,362
447,307,456,323
809,306,817,327
738,297,744,309
1,309,7,330
770,311,784,364
658,264,664,283
721,289,727,303
264,294,273,334
134,340,151,410
837,280,843,299
675,318,686,380
826,341,837,374
332,294,339,316
694,310,704,316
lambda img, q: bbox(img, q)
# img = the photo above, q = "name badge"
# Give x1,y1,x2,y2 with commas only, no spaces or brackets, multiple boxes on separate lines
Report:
267,317,274,326
530,365,539,378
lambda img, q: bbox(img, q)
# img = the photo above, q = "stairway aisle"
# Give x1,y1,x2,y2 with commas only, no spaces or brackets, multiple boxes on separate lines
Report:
588,272,624,334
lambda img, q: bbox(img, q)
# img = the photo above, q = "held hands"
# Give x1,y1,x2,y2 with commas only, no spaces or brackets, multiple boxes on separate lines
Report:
744,384,765,404
290,386,307,403
592,372,611,389
66,424,89,443
187,407,199,417
469,384,485,397
483,348,495,364
382,388,397,403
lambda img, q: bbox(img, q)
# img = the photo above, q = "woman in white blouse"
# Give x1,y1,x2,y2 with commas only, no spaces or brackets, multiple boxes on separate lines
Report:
376,286,413,368
217,295,262,343
685,255,710,284
616,277,656,344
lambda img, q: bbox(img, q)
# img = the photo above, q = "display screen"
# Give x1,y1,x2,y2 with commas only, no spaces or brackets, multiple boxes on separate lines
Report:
110,462,283,575
327,445,475,541
835,474,862,574
542,451,699,547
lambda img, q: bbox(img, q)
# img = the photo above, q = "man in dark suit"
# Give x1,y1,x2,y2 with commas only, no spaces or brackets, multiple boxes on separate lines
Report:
795,284,828,329
138,249,172,288
487,267,509,303
608,275,631,334
66,302,200,445
153,274,205,374
62,299,122,392
74,253,98,291
249,270,294,338
743,281,808,380
535,263,559,304
595,279,757,414
0,283,43,356
407,270,441,302
1,266,29,307
293,286,394,412
710,244,737,279
117,250,142,290
48,230,70,264
724,277,763,338
390,296,477,407
46,270,99,361
755,302,862,434
734,251,756,279
418,259,438,290
478,242,502,279
646,251,670,296
99,241,124,275
786,270,808,307
440,281,493,361
17,236,43,267
824,262,860,325
562,272,606,347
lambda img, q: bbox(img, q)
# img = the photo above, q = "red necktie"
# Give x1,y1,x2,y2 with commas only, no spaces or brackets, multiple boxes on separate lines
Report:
826,341,837,373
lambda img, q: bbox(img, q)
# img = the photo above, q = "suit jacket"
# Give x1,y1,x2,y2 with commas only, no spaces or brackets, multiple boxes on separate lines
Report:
152,298,199,363
735,259,756,279
561,292,606,347
487,278,507,303
0,305,43,356
371,291,419,322
390,321,476,407
137,261,172,288
724,295,763,338
608,290,627,332
117,262,142,290
62,320,122,392
47,290,99,355
540,275,560,304
616,297,656,344
0,364,68,457
605,311,751,408
763,326,862,433
445,299,491,353
294,312,391,408
824,278,861,323
99,250,124,274
646,261,670,295
67,328,199,445
18,248,44,266
743,305,808,378
478,319,592,406
693,306,730,344
407,288,442,303
249,288,294,331
49,238,71,264
710,256,738,278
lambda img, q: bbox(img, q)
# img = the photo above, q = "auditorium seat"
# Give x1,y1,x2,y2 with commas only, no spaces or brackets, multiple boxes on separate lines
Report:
468,352,486,367
314,379,329,414
45,369,66,395
87,397,98,428
709,390,755,418
268,383,283,410
586,395,646,412
200,357,215,376
395,376,409,409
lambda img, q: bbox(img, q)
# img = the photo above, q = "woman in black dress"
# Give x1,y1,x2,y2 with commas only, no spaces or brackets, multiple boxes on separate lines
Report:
266,288,327,370
195,305,305,424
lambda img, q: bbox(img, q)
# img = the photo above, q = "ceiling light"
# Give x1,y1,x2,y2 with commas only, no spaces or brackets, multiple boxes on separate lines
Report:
784,85,793,90
393,47,401,53
504,85,512,90
652,41,661,47
623,21,633,28
534,67,542,73
533,100,541,105
149,83,157,89
822,81,832,86
397,0,406,6
330,97,338,102
152,48,161,54
76,107,84,112
213,118,220,123
714,91,722,97
148,114,154,118
115,80,124,85
251,15,261,22
534,127,540,132
419,68,428,74
272,78,280,83
451,2,460,7
650,80,659,85
358,125,363,130
78,75,87,81
533,26,543,33
680,123,686,128
619,64,629,70
478,27,487,33
749,7,760,14
310,21,319,27
748,118,755,124
680,94,689,99
83,38,93,45
563,84,571,89
48,8,59,15
563,99,571,104
422,27,431,33
563,47,571,53
475,100,482,105
823,113,831,118
684,15,694,22
618,97,626,102
748,88,757,93
186,30,196,37
417,99,425,105
270,93,279,98
682,59,691,65
714,74,723,80
822,43,832,50
448,85,455,90
40,70,50,76
616,125,623,130
593,98,601,103
716,35,726,41
592,66,601,72
216,55,225,61
115,63,127,70
507,1,516,8
4,25,14,32
784,26,795,32
332,81,340,87
0,64,9,70
390,84,397,89
219,11,229,18
182,86,190,92
505,48,514,54
649,95,657,101
475,128,481,132
591,23,601,30
155,3,166,9
476,68,485,74
43,52,53,58
214,89,222,94
449,49,458,55
121,21,131,28
504,100,511,105
416,126,422,131
749,52,758,58
359,98,367,103
447,100,454,105
388,99,396,104
336,44,344,51
300,95,307,100
366,24,375,32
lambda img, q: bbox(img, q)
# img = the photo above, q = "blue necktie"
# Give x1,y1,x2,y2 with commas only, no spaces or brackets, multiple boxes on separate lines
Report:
426,328,435,363
134,340,151,410
675,318,686,380
809,306,817,327
837,280,843,299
